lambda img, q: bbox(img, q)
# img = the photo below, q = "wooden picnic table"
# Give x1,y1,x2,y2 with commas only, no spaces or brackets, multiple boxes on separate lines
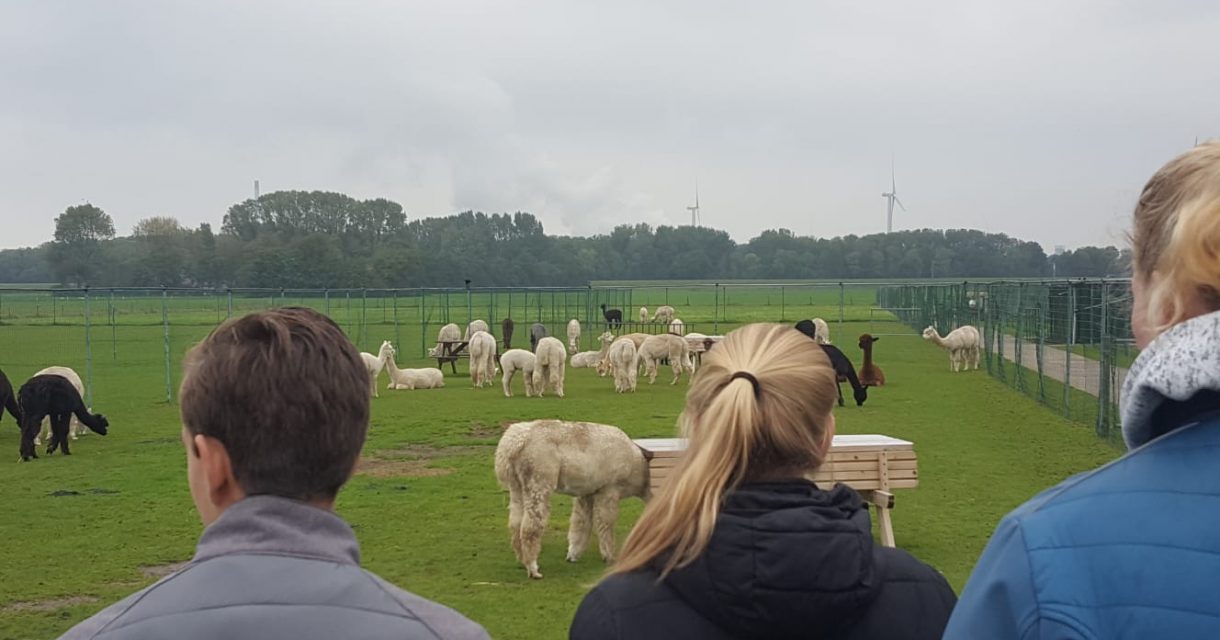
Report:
633,434,918,547
434,340,504,374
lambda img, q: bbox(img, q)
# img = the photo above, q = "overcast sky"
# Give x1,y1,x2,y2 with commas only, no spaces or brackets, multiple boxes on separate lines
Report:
2,1,1218,251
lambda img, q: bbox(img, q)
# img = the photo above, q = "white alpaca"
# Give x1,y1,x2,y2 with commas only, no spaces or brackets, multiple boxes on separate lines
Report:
500,349,538,397
608,338,638,393
494,420,650,579
359,340,395,398
637,333,693,385
468,330,498,388
638,307,648,323
668,318,684,335
569,350,603,368
651,305,675,323
382,351,445,390
922,325,981,372
464,319,490,340
595,331,616,376
532,337,567,398
429,323,462,357
567,319,581,354
33,366,88,446
812,318,831,345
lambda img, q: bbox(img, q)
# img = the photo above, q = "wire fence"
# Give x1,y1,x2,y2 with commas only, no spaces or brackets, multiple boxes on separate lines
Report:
879,279,1135,439
0,282,884,406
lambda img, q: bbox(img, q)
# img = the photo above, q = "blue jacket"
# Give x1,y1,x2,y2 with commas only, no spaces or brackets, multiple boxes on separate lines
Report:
945,405,1220,639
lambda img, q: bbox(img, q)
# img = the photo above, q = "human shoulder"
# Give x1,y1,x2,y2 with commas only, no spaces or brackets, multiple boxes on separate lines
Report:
57,567,192,639
364,571,491,640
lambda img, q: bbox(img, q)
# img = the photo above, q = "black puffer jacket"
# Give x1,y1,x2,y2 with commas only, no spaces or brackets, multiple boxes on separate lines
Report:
570,480,955,640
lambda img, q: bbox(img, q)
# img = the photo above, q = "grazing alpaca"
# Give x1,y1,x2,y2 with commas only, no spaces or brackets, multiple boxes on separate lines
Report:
600,304,622,329
494,420,650,579
595,331,616,376
499,349,537,397
637,334,693,385
529,323,548,353
567,318,581,354
638,307,648,323
922,325,981,372
359,341,395,398
0,368,21,428
468,331,498,388
33,366,89,445
18,375,109,461
502,318,515,350
796,319,866,406
428,323,462,357
607,338,639,393
464,319,490,341
651,305,676,324
381,350,445,390
857,334,886,387
532,337,567,398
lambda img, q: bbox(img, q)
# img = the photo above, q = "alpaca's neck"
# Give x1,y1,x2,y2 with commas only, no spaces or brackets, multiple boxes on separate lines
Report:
383,353,402,374
862,345,874,367
930,332,949,348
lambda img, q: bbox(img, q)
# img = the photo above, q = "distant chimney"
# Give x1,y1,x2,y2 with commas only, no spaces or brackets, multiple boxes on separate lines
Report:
254,180,260,199
1053,245,1066,256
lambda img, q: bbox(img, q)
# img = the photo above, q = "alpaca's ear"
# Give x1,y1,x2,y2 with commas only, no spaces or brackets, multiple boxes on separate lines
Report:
873,337,880,342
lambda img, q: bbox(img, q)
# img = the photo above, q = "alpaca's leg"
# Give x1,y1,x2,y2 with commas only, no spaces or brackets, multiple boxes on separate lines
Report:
370,372,379,398
836,382,845,407
566,496,594,562
36,418,48,447
508,490,525,562
592,491,622,563
19,414,42,461
520,486,552,579
554,369,564,398
502,369,513,397
55,414,71,455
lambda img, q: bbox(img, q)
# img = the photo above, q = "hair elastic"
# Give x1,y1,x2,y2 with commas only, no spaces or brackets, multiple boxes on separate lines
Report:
729,371,761,397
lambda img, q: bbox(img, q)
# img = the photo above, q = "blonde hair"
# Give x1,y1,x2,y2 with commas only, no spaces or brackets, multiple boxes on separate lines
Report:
610,323,839,577
1133,141,1220,333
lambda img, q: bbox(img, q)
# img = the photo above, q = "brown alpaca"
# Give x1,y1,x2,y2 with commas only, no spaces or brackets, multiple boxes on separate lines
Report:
858,334,886,387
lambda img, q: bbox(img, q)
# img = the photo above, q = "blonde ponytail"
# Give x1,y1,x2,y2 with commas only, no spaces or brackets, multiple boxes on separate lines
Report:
609,323,837,578
1134,141,1220,333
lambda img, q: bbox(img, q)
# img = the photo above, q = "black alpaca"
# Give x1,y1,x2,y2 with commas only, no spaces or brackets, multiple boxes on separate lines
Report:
600,304,623,329
502,318,515,350
529,323,548,353
0,368,21,428
17,374,108,461
795,320,868,407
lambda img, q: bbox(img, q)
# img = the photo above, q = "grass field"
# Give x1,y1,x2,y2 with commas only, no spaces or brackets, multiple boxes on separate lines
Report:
0,291,1123,639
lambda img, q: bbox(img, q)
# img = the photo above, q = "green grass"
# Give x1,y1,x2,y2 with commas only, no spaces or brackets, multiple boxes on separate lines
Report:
0,312,1122,639
1066,343,1139,370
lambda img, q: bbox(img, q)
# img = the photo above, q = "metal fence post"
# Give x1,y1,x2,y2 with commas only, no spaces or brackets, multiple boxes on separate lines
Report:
780,285,786,321
839,283,845,325
714,283,720,334
109,289,117,360
162,286,172,403
227,289,233,319
84,288,93,406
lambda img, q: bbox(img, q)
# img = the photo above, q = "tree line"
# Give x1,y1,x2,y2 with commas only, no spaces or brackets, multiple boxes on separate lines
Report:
0,192,1131,288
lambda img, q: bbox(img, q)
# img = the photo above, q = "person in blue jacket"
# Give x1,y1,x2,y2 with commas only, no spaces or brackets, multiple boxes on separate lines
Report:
945,141,1220,638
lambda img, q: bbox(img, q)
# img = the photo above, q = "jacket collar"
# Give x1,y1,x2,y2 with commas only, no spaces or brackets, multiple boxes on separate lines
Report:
194,495,360,566
1121,310,1220,449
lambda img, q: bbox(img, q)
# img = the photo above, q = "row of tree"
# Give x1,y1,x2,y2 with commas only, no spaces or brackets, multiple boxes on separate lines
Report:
0,193,1131,288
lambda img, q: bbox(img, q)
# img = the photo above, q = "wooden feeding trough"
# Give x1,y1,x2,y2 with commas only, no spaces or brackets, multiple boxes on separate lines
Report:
633,434,918,547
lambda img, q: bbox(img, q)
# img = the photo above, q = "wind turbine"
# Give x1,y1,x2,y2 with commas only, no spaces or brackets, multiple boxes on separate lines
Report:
687,182,701,227
881,159,906,233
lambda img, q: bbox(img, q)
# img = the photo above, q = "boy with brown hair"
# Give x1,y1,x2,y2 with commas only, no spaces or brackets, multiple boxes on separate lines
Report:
62,307,489,640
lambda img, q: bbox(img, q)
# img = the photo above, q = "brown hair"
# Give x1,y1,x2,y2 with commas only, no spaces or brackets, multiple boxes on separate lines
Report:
1132,141,1220,332
180,307,370,501
610,323,839,577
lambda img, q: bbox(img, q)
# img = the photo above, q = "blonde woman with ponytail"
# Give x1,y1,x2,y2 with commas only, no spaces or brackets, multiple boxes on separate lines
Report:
570,324,955,640
947,142,1220,639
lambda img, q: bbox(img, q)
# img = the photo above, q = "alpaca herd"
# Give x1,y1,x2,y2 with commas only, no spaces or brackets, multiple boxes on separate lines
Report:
1,365,110,462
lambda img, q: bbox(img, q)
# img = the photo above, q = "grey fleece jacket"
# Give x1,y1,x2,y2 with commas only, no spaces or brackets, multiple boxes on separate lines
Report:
59,495,490,640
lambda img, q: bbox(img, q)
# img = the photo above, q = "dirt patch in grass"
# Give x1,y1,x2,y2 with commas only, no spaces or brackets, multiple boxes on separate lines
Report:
140,561,189,579
356,444,485,478
1,595,98,613
468,422,505,439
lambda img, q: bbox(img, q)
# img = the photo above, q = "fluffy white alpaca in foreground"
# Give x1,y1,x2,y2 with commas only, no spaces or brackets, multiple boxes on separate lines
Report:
381,351,445,390
567,319,581,354
532,336,567,398
359,340,395,398
494,420,650,579
464,319,490,340
607,338,638,393
922,325,981,372
637,333,693,385
468,330,498,388
33,366,88,446
499,349,537,397
651,305,675,323
428,323,462,357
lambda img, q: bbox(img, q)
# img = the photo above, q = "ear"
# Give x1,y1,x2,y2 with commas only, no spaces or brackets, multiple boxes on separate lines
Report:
873,337,880,342
194,434,244,509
